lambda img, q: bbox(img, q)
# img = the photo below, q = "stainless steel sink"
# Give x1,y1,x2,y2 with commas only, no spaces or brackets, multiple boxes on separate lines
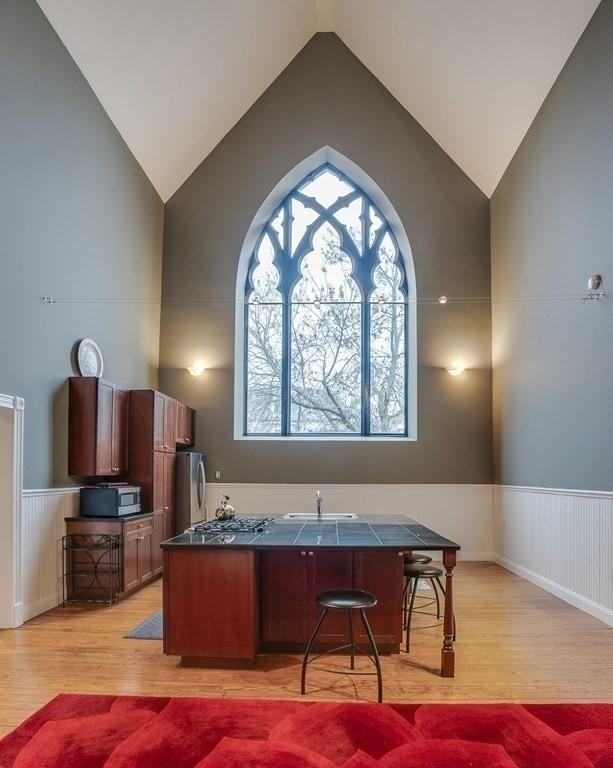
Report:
282,512,357,521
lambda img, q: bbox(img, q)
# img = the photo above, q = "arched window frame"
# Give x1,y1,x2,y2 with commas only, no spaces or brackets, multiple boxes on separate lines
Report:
234,147,417,441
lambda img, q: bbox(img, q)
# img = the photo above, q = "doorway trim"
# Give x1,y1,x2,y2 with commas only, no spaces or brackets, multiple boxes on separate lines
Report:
0,394,24,628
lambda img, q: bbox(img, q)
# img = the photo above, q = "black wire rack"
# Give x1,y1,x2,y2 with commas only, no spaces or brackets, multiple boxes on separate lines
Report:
62,534,121,606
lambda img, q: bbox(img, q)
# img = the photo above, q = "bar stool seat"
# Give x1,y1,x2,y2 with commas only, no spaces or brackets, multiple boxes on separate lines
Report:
317,589,377,610
403,564,456,653
403,553,433,565
301,588,383,703
404,563,443,579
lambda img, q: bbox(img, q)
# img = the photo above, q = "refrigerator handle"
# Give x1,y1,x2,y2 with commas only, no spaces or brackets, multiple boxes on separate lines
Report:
197,460,205,509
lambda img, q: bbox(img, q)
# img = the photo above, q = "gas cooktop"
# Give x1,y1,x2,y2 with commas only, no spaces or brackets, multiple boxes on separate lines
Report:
190,517,272,534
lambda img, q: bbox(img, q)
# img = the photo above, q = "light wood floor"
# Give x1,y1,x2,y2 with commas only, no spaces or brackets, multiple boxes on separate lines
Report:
1,562,612,737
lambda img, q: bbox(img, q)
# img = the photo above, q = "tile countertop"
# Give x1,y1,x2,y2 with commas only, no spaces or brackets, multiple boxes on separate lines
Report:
161,515,460,551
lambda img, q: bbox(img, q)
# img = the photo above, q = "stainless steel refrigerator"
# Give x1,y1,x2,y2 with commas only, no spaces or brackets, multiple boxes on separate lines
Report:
175,452,206,532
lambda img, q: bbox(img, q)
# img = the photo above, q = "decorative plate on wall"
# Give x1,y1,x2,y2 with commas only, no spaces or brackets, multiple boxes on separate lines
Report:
77,338,104,377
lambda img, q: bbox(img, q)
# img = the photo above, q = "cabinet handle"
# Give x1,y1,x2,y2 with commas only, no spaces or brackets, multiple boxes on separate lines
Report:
137,536,145,541
308,551,314,556
398,552,404,557
300,551,306,556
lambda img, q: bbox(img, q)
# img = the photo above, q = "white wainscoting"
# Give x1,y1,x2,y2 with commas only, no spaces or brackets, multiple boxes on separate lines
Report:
205,483,494,560
17,483,613,630
493,485,613,627
18,488,79,624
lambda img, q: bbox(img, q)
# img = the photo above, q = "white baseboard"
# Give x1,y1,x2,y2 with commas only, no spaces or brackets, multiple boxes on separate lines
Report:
492,553,613,627
493,484,613,629
13,594,63,626
17,487,79,625
13,481,613,633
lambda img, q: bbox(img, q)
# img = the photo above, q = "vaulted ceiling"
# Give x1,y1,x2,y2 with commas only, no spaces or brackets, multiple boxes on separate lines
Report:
37,0,600,200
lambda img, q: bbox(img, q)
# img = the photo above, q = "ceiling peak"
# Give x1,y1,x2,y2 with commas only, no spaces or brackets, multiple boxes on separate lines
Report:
315,0,335,33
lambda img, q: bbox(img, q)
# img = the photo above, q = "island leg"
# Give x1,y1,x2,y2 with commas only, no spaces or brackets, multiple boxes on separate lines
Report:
440,548,456,677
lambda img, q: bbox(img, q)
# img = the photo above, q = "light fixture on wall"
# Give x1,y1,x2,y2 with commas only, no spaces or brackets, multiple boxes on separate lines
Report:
583,274,605,301
447,362,465,376
187,362,206,377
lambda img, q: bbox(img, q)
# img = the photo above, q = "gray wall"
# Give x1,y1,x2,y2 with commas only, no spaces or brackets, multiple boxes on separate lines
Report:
491,0,613,490
0,0,164,488
161,33,492,484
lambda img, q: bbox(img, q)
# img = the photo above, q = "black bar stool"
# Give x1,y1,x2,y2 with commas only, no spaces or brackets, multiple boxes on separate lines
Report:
402,554,434,626
403,552,432,565
404,563,456,653
301,589,383,703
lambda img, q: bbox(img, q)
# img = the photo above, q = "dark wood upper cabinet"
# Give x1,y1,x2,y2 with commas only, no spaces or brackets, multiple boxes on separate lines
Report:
163,397,176,452
153,392,165,451
151,392,177,453
176,402,195,446
68,377,128,477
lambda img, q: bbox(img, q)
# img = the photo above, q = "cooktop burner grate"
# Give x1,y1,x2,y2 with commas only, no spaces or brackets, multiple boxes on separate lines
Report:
191,517,272,534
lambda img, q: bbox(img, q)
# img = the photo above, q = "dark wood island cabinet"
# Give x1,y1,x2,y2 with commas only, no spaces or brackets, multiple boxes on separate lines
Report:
162,515,459,675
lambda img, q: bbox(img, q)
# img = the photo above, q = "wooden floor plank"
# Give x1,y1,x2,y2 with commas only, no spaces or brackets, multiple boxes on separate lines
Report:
1,562,612,736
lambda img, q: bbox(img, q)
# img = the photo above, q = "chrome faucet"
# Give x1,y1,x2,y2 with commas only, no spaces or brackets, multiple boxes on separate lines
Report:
316,490,323,518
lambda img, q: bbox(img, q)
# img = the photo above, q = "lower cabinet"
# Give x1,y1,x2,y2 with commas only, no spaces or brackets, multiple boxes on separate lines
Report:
66,515,157,597
261,551,309,643
353,551,404,647
261,550,402,650
153,509,165,576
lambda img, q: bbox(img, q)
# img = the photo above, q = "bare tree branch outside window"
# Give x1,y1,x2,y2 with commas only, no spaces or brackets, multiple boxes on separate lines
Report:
245,167,408,436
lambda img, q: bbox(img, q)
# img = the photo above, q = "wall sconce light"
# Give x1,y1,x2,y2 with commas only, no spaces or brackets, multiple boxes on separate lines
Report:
187,362,206,377
447,362,465,376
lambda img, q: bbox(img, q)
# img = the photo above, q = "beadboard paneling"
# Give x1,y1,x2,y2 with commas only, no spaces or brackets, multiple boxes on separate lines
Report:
493,485,613,626
205,483,494,559
18,488,79,623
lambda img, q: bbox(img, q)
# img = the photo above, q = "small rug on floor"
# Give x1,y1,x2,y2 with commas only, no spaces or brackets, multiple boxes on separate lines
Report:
1,694,612,767
124,610,163,640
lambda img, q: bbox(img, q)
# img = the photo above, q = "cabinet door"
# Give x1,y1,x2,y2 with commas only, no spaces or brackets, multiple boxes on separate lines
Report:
111,388,128,473
261,551,308,643
175,402,185,444
153,393,165,451
163,453,176,536
353,551,404,647
95,380,114,475
123,533,140,592
163,397,176,451
307,551,353,644
153,451,165,511
185,407,195,446
138,528,154,582
153,510,164,575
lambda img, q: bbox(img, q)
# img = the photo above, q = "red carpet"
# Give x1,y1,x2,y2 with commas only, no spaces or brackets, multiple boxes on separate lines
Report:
1,695,612,767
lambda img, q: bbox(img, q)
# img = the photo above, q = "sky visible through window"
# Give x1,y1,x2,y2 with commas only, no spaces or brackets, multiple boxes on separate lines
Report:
245,166,407,436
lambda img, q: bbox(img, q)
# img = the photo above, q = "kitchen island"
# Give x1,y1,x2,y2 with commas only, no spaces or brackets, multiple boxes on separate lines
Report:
161,515,460,676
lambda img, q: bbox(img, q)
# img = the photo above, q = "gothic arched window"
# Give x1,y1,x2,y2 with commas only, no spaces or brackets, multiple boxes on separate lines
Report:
244,164,409,436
